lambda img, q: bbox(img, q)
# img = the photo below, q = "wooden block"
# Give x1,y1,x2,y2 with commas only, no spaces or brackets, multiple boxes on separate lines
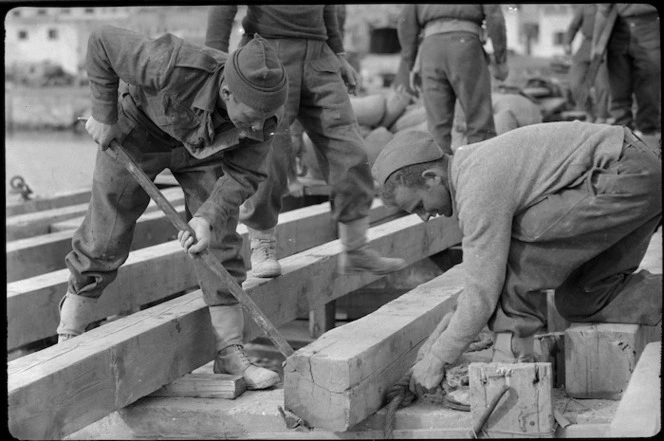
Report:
564,322,662,399
150,373,245,399
283,265,465,432
469,362,554,438
609,341,661,437
8,213,462,439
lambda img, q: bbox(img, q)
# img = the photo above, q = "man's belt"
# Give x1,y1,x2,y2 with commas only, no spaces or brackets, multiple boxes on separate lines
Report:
424,18,482,38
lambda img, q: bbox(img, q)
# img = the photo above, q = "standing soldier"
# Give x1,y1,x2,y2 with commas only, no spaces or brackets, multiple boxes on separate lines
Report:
397,4,509,155
593,4,660,147
565,4,611,123
206,5,406,279
58,26,288,390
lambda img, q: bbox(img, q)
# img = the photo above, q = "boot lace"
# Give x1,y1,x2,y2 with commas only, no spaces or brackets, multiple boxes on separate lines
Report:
253,239,277,261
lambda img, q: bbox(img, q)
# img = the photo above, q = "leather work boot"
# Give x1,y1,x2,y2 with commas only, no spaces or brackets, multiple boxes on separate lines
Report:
213,344,280,390
338,217,407,275
492,332,535,363
248,227,281,278
56,292,98,343
209,304,280,390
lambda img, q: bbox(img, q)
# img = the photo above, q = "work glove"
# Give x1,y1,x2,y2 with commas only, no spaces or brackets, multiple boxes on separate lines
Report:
84,116,122,150
178,216,212,257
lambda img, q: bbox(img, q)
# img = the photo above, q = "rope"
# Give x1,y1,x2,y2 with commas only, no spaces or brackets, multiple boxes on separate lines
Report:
382,330,495,438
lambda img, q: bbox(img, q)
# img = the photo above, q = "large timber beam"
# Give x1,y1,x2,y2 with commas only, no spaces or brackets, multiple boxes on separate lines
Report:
6,204,186,282
7,200,401,350
8,213,462,439
6,187,91,217
6,187,185,241
283,264,465,431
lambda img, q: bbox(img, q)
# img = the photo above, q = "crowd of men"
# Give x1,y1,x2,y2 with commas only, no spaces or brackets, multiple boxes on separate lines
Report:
59,4,661,402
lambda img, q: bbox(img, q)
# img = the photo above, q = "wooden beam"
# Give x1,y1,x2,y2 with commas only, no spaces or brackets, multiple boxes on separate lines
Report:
283,264,466,431
7,200,401,350
6,187,91,217
6,187,185,241
6,204,186,283
8,213,461,439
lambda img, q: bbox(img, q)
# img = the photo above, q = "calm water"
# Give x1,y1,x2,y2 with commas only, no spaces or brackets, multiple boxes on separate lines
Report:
5,130,98,199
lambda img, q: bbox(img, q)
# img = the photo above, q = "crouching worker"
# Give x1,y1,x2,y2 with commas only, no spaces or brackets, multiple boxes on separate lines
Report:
371,122,662,399
57,25,289,390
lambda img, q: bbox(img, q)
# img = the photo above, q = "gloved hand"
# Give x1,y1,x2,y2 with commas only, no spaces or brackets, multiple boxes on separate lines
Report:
178,216,212,257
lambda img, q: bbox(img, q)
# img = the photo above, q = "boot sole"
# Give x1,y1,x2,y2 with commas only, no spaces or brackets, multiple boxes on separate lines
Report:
251,269,282,278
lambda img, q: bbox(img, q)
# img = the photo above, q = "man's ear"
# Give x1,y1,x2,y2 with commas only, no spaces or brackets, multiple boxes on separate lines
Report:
421,168,443,183
220,86,232,101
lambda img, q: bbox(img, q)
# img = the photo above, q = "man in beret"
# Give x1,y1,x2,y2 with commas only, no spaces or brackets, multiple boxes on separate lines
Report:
206,5,406,279
372,122,661,398
58,26,288,389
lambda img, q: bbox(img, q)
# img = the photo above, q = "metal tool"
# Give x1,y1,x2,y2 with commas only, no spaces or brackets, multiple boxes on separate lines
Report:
78,117,295,358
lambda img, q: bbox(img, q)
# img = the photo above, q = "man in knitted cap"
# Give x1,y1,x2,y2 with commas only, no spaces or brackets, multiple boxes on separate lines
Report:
58,25,288,390
206,5,406,279
372,123,661,399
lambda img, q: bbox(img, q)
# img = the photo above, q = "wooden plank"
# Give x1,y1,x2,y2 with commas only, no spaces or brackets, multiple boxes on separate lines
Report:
609,341,661,437
8,213,461,439
283,264,466,432
469,363,554,438
564,322,661,399
149,373,245,399
6,204,186,283
6,186,185,241
6,187,91,217
7,200,401,350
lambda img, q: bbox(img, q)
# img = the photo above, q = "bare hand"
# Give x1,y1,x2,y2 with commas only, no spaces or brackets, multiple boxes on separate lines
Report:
178,217,212,257
338,55,359,96
84,116,122,150
409,353,446,399
409,71,422,96
490,62,510,82
287,178,305,198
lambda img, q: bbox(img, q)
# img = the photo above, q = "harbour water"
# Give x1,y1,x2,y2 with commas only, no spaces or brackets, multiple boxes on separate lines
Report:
5,129,97,200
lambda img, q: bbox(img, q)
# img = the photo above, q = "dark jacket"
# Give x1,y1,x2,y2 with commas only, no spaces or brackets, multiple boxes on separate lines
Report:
86,25,272,227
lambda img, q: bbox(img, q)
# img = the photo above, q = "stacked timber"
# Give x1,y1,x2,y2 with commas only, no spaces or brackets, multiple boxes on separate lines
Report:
6,181,465,439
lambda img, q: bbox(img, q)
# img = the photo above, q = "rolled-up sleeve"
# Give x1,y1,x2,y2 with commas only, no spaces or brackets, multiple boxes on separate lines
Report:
86,25,178,124
195,138,271,227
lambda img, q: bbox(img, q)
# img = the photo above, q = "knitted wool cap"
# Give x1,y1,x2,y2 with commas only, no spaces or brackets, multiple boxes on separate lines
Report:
225,34,288,113
372,130,445,186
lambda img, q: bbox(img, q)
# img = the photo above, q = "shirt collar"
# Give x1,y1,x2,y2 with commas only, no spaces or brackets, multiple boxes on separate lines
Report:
192,67,225,113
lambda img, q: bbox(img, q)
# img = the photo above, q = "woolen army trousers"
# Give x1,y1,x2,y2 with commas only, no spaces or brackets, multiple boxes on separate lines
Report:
65,94,246,306
607,13,661,134
489,127,662,337
420,32,496,155
239,37,374,231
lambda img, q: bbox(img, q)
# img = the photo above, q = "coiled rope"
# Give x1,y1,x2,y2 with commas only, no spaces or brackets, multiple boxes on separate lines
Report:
383,330,494,439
